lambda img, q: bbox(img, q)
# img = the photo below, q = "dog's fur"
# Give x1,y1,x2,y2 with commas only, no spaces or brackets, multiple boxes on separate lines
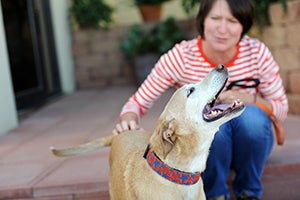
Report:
51,65,244,200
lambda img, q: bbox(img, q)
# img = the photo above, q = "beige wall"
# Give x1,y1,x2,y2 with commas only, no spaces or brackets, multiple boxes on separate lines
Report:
0,2,18,135
50,0,76,94
111,0,196,25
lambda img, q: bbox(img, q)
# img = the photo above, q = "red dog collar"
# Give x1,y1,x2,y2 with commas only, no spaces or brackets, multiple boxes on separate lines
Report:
143,145,201,185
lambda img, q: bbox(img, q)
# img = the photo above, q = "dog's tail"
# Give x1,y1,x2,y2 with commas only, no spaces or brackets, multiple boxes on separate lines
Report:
50,135,114,157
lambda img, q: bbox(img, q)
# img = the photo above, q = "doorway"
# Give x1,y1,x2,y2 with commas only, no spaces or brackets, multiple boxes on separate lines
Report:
1,0,61,111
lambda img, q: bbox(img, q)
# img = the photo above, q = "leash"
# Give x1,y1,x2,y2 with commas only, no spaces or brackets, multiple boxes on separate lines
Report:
254,102,285,145
227,78,260,90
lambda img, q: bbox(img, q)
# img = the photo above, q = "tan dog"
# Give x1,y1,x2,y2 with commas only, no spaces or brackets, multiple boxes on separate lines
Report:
51,64,244,200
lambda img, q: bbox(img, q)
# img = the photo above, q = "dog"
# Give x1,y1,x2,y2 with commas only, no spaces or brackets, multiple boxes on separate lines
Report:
51,64,245,200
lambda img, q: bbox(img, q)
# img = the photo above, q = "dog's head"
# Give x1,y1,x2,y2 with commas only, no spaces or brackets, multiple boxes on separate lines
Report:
165,64,245,126
150,64,245,165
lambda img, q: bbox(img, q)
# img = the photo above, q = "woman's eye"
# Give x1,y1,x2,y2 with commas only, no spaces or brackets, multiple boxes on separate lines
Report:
229,19,238,23
187,87,195,97
227,17,239,23
210,16,220,20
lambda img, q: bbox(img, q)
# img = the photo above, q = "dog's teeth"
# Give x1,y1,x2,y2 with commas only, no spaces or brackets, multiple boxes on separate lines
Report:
209,109,223,116
208,96,217,104
232,99,242,108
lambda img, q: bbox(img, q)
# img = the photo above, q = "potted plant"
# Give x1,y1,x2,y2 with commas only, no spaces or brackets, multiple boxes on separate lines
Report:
134,0,171,22
69,0,114,29
121,17,185,85
181,0,287,31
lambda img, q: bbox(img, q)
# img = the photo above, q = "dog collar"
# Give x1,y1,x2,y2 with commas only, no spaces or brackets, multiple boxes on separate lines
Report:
143,145,201,185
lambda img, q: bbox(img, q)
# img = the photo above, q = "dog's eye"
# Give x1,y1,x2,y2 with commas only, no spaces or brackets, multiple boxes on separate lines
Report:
187,87,195,97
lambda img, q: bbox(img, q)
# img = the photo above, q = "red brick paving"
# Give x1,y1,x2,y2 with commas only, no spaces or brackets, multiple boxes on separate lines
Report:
0,86,299,200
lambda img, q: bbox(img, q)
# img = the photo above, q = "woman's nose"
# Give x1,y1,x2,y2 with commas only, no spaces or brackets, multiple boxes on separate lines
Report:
217,20,227,33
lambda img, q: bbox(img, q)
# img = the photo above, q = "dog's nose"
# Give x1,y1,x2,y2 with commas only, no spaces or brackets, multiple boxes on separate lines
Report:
216,64,225,71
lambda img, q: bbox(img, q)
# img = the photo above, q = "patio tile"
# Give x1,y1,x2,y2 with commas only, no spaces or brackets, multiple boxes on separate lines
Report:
0,187,32,199
33,150,110,198
0,161,47,188
0,117,62,158
262,174,300,199
74,191,110,200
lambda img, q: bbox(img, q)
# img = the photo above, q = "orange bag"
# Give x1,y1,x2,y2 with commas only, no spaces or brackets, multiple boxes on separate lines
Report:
254,102,285,145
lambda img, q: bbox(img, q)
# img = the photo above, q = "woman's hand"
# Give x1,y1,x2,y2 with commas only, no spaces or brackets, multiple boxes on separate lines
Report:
112,112,140,135
219,90,273,111
218,90,254,105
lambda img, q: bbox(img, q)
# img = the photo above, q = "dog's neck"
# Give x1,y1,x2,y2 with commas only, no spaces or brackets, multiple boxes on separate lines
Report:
143,145,201,185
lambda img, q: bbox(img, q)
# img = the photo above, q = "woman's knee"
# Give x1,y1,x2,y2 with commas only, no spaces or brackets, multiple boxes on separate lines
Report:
231,105,272,141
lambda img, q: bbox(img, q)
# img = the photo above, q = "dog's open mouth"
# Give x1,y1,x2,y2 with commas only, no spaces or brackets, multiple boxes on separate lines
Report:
203,81,244,122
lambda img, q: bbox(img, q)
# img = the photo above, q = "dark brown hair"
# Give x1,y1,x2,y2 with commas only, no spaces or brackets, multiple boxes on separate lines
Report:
196,0,254,38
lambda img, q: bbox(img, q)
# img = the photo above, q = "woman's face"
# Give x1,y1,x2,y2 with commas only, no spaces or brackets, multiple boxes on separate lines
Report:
203,0,243,53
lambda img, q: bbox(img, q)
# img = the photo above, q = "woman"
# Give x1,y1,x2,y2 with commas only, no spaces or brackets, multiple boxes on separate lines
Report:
113,0,288,199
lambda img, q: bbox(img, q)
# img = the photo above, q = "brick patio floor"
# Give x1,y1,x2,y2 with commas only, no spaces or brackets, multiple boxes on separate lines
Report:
0,86,300,200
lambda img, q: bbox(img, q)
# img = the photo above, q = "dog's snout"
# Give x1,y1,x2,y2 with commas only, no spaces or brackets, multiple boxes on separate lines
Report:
216,64,225,72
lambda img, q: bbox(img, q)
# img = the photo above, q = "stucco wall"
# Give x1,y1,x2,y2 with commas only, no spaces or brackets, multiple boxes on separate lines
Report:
0,2,18,136
50,0,76,94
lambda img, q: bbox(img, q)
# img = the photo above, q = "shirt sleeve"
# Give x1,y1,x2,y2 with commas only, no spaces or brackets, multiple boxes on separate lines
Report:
120,43,185,120
257,42,288,121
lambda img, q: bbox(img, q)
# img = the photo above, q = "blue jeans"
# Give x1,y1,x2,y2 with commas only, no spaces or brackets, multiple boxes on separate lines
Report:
202,105,274,199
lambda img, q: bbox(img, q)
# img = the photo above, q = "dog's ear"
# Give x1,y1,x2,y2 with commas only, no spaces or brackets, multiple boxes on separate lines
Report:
160,118,177,159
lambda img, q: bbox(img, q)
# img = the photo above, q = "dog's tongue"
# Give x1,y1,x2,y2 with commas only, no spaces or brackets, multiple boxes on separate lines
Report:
211,104,231,111
203,99,242,121
212,99,241,111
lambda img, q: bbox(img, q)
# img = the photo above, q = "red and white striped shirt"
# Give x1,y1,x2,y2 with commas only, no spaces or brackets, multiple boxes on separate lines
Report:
121,36,288,121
